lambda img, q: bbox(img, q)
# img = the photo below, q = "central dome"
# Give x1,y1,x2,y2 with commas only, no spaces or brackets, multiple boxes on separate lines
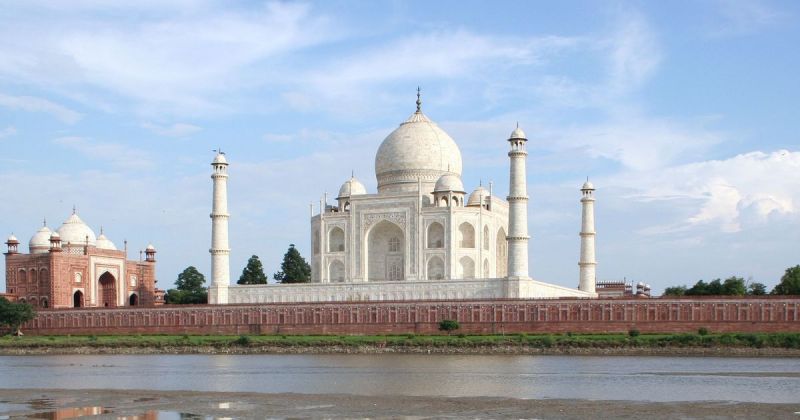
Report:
375,108,462,194
57,212,97,248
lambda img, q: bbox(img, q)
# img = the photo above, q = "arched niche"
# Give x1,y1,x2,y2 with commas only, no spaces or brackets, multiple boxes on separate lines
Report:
328,260,345,282
458,222,475,248
366,220,404,282
496,227,507,277
328,227,345,252
427,256,445,280
459,256,475,279
427,222,444,248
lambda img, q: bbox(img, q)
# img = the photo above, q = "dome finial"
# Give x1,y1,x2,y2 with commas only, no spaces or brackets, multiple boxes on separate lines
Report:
42,217,47,227
72,204,76,215
416,86,422,113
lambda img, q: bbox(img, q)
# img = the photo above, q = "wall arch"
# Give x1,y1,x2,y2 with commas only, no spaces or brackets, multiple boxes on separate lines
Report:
496,227,507,277
427,222,444,248
98,272,117,307
459,256,475,279
458,222,475,248
366,220,404,281
328,260,345,282
483,225,490,250
426,256,445,280
328,227,345,252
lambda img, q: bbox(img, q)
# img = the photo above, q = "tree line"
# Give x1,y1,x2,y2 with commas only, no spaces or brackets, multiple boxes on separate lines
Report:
663,265,800,296
165,244,311,304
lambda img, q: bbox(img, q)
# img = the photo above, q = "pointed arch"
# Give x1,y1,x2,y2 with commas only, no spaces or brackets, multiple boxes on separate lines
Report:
73,290,84,308
427,222,444,248
496,227,507,277
483,225,490,250
426,256,445,280
328,227,345,252
328,260,345,282
458,256,475,279
366,220,405,282
98,271,117,307
458,222,475,248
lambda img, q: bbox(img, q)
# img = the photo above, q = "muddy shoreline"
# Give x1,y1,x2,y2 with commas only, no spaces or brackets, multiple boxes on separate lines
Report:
0,388,797,419
2,344,800,356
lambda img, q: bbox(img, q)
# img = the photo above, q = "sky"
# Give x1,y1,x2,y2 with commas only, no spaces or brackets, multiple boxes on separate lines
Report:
1,0,798,294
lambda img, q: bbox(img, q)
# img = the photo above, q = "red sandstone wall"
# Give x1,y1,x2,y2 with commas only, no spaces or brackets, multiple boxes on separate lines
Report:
21,297,800,335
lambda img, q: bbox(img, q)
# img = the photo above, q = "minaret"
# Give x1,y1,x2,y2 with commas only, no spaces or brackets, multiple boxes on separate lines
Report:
209,151,230,304
506,124,530,279
578,179,597,293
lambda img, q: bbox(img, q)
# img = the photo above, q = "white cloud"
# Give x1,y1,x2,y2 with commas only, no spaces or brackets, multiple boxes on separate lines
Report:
142,122,202,137
612,149,800,234
0,93,82,124
53,136,153,170
0,126,16,139
710,0,785,37
0,2,339,116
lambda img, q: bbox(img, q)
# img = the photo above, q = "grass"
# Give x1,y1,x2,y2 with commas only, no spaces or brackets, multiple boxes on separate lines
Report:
1,332,799,349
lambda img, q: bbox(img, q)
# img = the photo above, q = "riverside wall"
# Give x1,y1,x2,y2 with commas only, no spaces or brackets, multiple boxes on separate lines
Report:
19,296,800,335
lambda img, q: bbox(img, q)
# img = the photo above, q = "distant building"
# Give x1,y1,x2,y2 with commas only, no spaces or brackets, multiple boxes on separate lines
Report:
596,279,651,298
4,210,163,308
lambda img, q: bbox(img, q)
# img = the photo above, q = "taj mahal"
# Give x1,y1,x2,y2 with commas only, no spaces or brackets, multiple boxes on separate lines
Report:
208,93,600,304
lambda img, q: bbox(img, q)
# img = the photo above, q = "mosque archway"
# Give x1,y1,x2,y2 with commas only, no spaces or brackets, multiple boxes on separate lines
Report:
98,272,117,307
427,222,444,248
459,256,475,279
458,222,475,248
496,228,507,277
328,227,345,252
366,220,404,282
73,290,83,308
129,293,138,306
328,260,345,282
427,256,445,280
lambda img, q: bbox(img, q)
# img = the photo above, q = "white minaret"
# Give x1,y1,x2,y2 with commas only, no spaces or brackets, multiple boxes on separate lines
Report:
578,179,597,293
208,151,230,304
506,125,530,279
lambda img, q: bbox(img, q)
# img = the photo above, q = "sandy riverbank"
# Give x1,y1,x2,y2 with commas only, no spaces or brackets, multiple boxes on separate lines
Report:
2,344,800,356
0,388,797,419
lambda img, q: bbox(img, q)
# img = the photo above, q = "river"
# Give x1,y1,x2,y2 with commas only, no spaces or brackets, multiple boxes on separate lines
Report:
1,354,798,404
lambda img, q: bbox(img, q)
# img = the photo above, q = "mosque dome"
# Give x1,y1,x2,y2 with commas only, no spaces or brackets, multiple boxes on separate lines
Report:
6,234,18,243
509,125,527,140
56,212,97,247
50,232,60,240
212,153,228,165
467,185,490,207
29,225,52,254
434,173,465,193
582,180,595,190
374,98,462,193
95,229,117,250
337,176,367,199
146,244,155,251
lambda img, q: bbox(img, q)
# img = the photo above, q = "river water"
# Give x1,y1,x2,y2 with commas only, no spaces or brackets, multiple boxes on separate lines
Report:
0,355,798,403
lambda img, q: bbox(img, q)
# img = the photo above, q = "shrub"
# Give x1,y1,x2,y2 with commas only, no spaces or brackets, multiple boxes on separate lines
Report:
234,335,252,346
438,319,460,334
628,329,640,338
698,327,709,336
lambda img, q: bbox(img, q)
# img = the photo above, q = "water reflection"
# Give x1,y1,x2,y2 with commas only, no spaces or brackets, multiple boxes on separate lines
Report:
0,354,798,403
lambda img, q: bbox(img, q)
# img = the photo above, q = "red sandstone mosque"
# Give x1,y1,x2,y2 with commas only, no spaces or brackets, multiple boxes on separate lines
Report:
3,209,164,308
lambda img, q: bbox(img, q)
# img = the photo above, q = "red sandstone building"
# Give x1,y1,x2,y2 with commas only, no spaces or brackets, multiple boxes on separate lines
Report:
4,210,164,309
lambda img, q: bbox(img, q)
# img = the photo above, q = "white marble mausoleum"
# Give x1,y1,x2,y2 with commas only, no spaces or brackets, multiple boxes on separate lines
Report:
209,93,598,304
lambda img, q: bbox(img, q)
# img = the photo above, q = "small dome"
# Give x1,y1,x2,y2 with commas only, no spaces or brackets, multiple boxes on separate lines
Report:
146,244,155,251
212,153,228,165
29,226,52,254
50,232,60,240
434,173,464,193
337,176,367,199
509,125,527,140
95,232,117,251
56,212,97,247
7,234,18,243
467,186,490,206
582,180,595,190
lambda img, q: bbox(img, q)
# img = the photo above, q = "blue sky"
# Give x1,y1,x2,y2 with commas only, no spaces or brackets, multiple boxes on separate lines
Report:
1,0,798,293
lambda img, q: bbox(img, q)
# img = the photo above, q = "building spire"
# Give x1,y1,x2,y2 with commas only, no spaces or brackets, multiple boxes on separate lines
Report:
416,86,422,113
42,217,47,227
72,205,76,215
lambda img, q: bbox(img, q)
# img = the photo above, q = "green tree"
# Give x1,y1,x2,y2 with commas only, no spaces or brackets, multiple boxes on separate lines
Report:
686,280,710,296
438,319,460,335
238,255,268,285
166,266,208,304
722,276,746,296
747,282,767,296
0,297,35,335
772,265,800,295
663,286,687,296
273,244,311,284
